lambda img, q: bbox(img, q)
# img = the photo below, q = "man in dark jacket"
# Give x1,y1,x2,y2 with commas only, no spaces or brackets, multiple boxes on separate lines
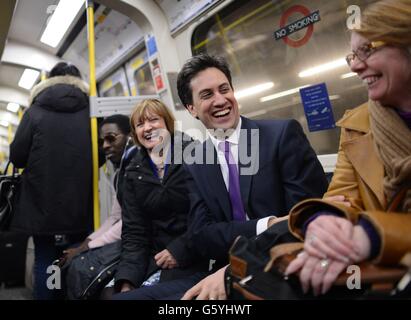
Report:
9,62,93,300
178,54,328,300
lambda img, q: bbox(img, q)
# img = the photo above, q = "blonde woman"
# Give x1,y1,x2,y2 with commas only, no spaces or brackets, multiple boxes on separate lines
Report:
286,0,411,296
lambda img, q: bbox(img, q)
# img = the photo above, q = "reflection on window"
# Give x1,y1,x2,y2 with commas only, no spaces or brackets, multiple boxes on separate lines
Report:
192,0,377,154
134,63,156,95
103,82,124,97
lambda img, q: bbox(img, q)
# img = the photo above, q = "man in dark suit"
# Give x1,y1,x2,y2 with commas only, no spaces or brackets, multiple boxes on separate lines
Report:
178,54,328,299
110,54,327,300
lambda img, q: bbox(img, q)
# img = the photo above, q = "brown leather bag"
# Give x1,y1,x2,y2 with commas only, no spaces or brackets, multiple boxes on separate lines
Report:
230,241,411,300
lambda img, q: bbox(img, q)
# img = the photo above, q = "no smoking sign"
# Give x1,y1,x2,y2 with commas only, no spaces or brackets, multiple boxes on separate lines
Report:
273,5,321,48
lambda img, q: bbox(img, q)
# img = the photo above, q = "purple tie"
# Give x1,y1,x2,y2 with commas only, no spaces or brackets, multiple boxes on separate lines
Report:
219,141,247,221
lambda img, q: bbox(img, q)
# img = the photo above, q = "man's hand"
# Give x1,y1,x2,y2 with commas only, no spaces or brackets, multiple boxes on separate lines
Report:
267,215,289,228
181,266,228,300
154,249,178,269
61,238,91,266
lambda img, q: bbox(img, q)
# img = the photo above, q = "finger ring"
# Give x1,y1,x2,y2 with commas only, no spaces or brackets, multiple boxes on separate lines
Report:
308,235,316,245
320,259,329,269
209,297,216,300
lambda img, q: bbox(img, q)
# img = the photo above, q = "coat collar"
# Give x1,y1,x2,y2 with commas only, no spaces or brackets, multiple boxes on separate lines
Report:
29,75,89,106
337,102,370,133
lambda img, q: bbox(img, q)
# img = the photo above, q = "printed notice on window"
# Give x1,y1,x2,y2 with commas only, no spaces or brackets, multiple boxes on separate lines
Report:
300,83,336,132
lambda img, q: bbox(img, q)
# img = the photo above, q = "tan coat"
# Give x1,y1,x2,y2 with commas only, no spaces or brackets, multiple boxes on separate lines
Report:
289,103,411,265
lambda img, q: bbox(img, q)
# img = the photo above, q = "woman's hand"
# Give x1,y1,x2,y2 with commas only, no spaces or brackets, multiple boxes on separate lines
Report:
285,251,349,295
154,249,178,269
285,224,372,295
351,225,372,262
305,215,357,262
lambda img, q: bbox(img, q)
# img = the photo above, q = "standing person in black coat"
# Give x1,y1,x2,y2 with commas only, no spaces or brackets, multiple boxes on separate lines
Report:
9,62,93,300
112,99,207,300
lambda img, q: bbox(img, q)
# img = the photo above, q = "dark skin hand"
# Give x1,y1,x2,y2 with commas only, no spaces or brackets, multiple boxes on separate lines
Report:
58,238,92,267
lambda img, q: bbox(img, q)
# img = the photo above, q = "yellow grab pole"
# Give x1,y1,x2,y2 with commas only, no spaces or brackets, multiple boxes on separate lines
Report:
7,124,13,175
40,70,47,81
86,0,100,230
17,108,24,174
7,124,12,145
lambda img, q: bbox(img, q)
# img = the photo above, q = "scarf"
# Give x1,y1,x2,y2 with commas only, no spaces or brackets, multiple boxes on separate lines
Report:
369,100,411,212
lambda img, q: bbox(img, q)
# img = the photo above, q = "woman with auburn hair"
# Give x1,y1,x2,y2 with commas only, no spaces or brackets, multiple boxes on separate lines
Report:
111,99,206,299
285,0,411,296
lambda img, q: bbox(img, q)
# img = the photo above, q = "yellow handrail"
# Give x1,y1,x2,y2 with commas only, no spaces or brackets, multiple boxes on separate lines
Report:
7,124,13,175
86,0,100,230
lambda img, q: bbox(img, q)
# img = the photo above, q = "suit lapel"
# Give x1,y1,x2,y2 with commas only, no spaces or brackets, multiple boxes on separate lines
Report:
343,132,385,207
238,117,259,215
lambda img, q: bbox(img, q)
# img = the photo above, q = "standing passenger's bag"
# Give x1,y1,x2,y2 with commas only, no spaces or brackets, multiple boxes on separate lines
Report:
0,161,20,231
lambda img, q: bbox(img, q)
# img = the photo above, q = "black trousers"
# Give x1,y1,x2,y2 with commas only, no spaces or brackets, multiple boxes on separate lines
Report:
111,271,209,300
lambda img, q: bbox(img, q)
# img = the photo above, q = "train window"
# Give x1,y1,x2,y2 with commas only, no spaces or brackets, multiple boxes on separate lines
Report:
192,0,377,154
103,83,124,97
134,64,156,95
126,50,156,96
99,67,130,97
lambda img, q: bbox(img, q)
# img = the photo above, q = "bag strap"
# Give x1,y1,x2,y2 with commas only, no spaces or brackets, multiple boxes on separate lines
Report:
3,161,17,178
80,259,119,299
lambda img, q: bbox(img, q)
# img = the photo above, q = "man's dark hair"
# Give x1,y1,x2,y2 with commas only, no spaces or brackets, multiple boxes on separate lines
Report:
100,114,131,135
49,62,82,79
177,54,233,108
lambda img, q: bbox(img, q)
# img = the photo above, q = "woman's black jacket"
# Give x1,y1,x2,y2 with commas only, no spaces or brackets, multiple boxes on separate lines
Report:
115,134,203,288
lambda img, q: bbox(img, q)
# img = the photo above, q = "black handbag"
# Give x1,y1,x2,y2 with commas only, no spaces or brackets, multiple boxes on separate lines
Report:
225,220,303,300
0,161,20,231
63,240,122,300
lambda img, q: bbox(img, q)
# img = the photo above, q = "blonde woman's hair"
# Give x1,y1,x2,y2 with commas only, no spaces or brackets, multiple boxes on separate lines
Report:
357,0,411,48
130,99,176,146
